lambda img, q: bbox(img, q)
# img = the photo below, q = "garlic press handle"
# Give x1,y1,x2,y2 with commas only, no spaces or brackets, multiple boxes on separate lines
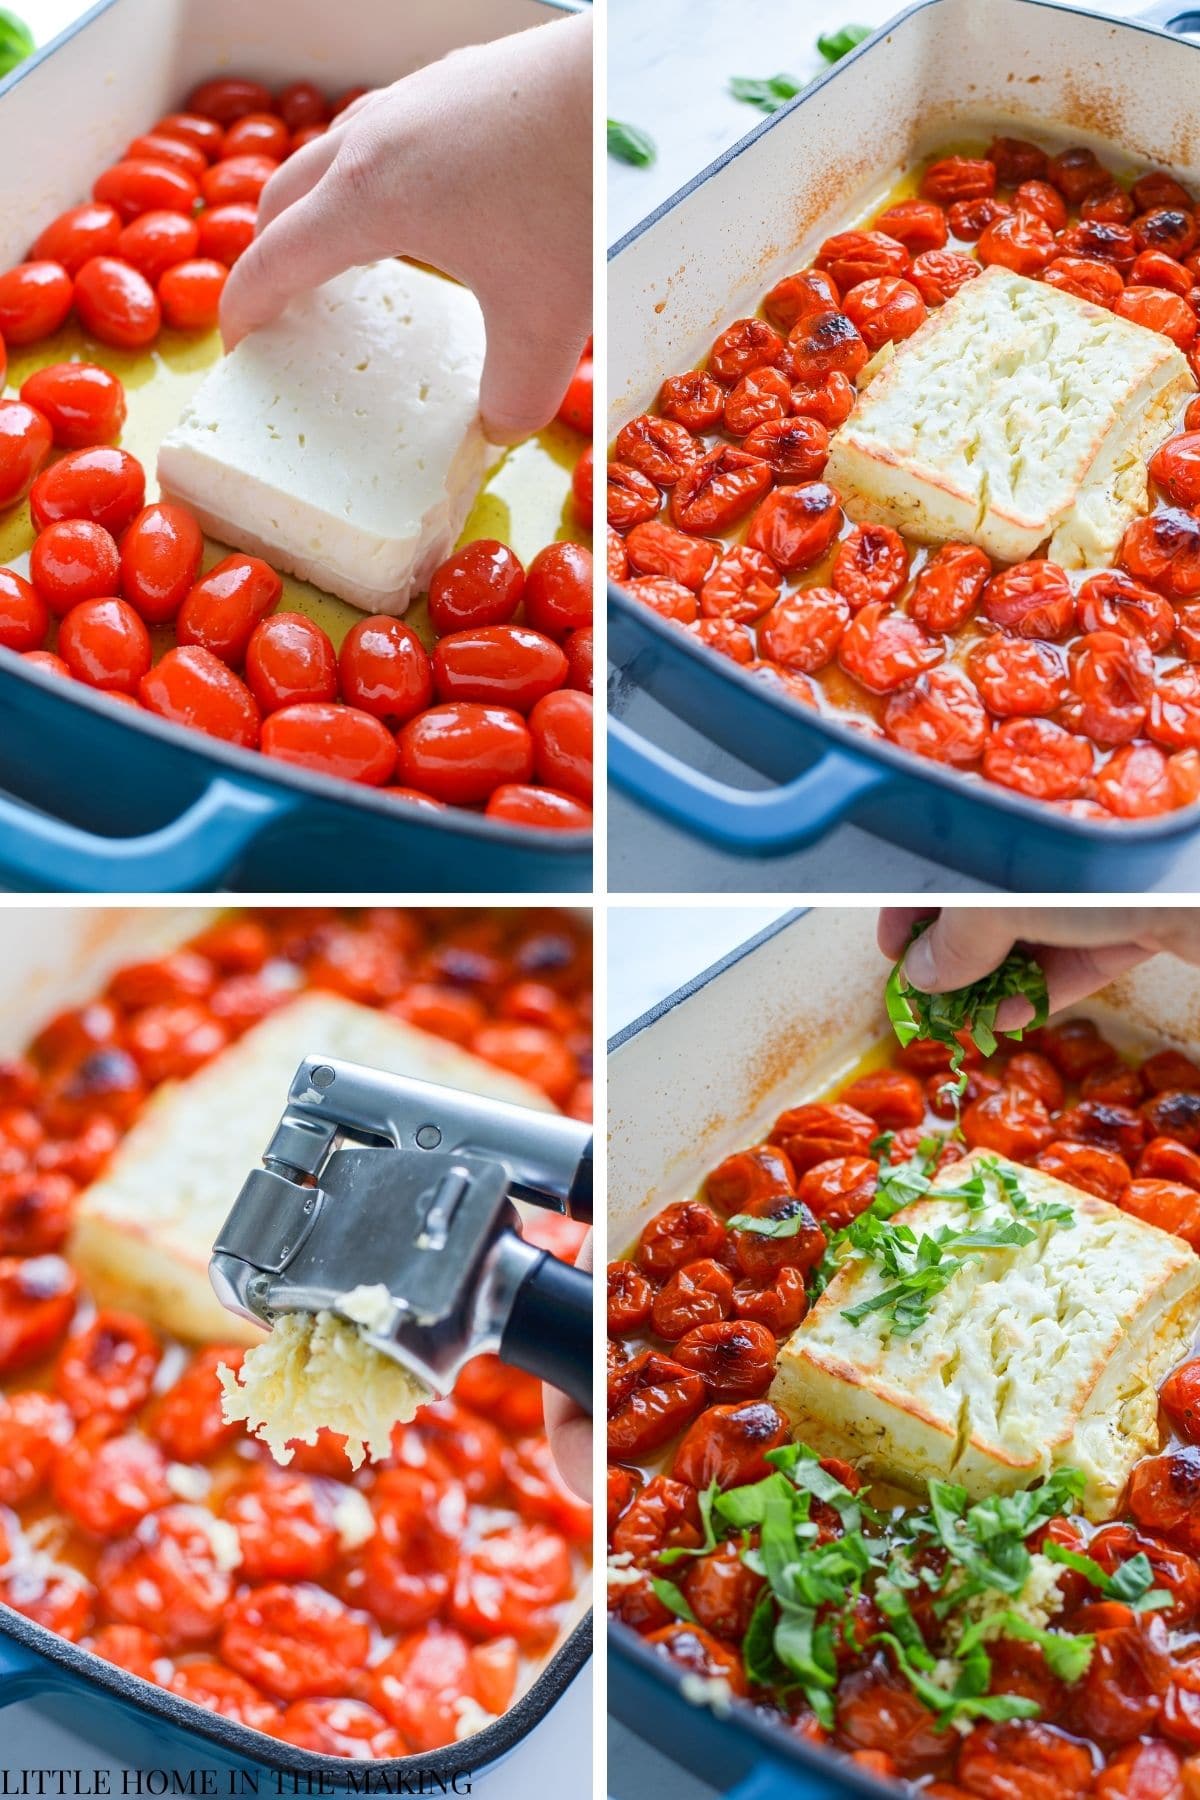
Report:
500,1251,592,1415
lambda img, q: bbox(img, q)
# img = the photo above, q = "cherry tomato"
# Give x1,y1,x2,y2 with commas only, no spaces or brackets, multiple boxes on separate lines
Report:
839,599,944,693
243,612,337,713
524,541,593,635
52,1422,170,1537
747,482,841,572
153,111,225,156
770,1101,877,1171
433,624,568,712
571,443,592,525
784,308,869,384
983,717,1094,800
958,1721,1093,1800
195,202,257,265
832,523,909,608
276,81,329,130
0,1254,78,1375
910,249,981,306
651,1258,734,1339
112,211,199,289
637,1200,724,1277
875,199,949,253
529,688,591,802
395,703,532,804
451,1521,571,1648
484,784,591,829
365,1627,476,1751
1,1567,94,1641
671,446,772,536
176,553,282,663
816,230,911,291
54,1309,159,1417
30,205,121,275
657,371,725,433
1149,665,1200,749
148,1345,244,1463
708,317,783,384
336,615,433,724
118,502,204,624
962,1087,1055,1158
564,624,592,692
125,133,208,179
222,113,290,160
74,254,161,348
428,539,524,634
139,644,261,748
987,134,1048,182
1116,285,1198,347
1095,1742,1182,1800
1128,1446,1200,1550
949,195,1012,240
201,155,277,208
842,276,927,350
0,1389,71,1504
1137,206,1199,257
607,1350,707,1458
608,460,661,531
167,1663,278,1731
1077,570,1176,650
1043,254,1124,308
1143,1087,1200,1143
907,543,990,633
1068,629,1154,746
261,701,397,786
1130,247,1192,292
85,1626,166,1682
20,364,126,454
759,587,848,672
983,560,1075,639
56,596,149,694
922,156,996,201
968,637,1066,716
723,367,792,435
0,399,51,506
31,522,123,619
158,257,226,330
222,1470,337,1582
221,1582,370,1701
672,1398,790,1489
788,375,855,433
607,1260,654,1334
625,519,715,591
0,262,73,344
557,356,593,434
0,567,48,652
672,1319,778,1401
762,267,842,329
273,1700,403,1759
978,211,1057,274
93,159,198,223
1135,170,1194,211
1034,1139,1130,1202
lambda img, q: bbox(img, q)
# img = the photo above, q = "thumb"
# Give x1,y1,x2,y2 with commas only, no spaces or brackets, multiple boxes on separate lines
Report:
903,911,1023,993
478,298,585,445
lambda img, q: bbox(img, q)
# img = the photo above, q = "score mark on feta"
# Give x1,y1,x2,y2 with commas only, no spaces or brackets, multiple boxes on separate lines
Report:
157,260,498,614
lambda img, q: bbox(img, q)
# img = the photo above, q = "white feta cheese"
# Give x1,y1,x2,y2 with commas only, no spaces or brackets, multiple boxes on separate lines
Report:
157,260,499,614
825,266,1194,568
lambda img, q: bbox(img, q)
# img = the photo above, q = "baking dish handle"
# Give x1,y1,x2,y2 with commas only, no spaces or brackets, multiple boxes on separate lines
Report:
723,1765,851,1800
608,714,887,852
0,777,290,892
1134,3,1200,29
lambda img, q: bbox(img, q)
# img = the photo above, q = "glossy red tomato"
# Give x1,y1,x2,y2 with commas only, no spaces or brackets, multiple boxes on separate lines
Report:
118,503,204,624
433,624,568,711
1123,508,1200,598
529,688,591,802
30,204,122,275
978,211,1057,274
0,1255,79,1376
97,1504,233,1644
0,1389,71,1506
1118,285,1198,346
608,460,661,531
138,644,260,748
1076,570,1175,650
73,257,160,349
222,113,290,160
983,560,1075,639
700,547,782,624
1148,666,1200,750
747,483,841,572
910,249,981,306
428,539,524,634
874,199,948,252
274,1700,403,1759
485,783,591,829
832,523,909,608
186,77,273,122
524,541,592,637
907,543,990,633
842,276,927,350
396,703,533,805
784,308,869,385
571,443,592,525
816,229,912,291
557,355,593,435
1042,255,1124,308
671,447,772,536
759,587,848,672
115,210,199,285
1068,630,1154,745
57,598,152,694
723,367,792,435
148,1346,244,1463
195,203,257,266
968,637,1067,716
20,363,126,450
564,624,593,693
707,317,784,384
261,702,397,786
221,1582,371,1701
158,258,226,330
201,155,278,208
626,519,715,591
0,568,48,652
365,1627,477,1751
244,613,337,713
53,1423,170,1536
762,267,842,329
125,133,208,180
883,668,988,765
838,599,944,693
983,717,1095,800
30,519,120,615
337,616,433,724
275,81,329,130
1034,1139,1131,1201
656,373,724,434
22,650,70,678
0,262,73,344
151,111,225,156
93,159,198,222
32,445,145,537
176,554,282,663
0,400,52,506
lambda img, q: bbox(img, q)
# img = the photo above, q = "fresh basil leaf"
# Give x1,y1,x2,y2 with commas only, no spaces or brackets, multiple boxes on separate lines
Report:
607,118,656,166
650,1577,698,1623
727,1210,807,1239
816,25,872,61
0,8,33,77
742,1587,783,1687
729,72,803,114
1043,1542,1171,1613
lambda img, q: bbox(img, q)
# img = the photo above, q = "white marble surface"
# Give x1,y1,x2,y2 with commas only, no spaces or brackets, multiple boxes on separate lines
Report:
606,0,1200,896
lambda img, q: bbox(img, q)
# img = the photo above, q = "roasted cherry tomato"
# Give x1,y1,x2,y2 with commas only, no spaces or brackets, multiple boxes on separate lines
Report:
759,586,849,672
762,267,842,328
832,523,909,608
884,668,988,765
1068,629,1154,746
607,1350,707,1458
139,644,261,748
671,446,772,536
816,230,911,291
58,597,152,694
364,1627,477,1751
1123,508,1200,599
55,1309,160,1417
841,275,927,350
910,249,981,306
671,1399,790,1489
30,445,145,536
261,702,398,786
148,1345,244,1462
983,717,1095,800
221,1582,371,1701
0,1389,70,1506
52,1421,170,1537
222,1470,338,1583
273,1700,404,1759
839,599,944,693
672,1319,778,1400
1076,570,1175,650
0,1254,79,1375
244,612,338,713
909,543,990,633
747,482,841,572
650,1257,734,1339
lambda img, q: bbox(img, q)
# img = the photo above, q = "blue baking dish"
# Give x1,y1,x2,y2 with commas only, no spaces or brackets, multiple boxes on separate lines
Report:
607,0,1200,893
606,906,1200,1795
0,0,590,894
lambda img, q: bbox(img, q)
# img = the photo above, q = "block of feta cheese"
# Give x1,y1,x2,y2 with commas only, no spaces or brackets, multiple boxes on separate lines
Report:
157,261,497,613
824,266,1195,569
69,991,550,1346
771,1151,1200,1519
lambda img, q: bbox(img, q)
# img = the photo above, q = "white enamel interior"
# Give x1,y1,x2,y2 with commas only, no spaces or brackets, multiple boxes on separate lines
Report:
607,908,1200,1245
609,0,1200,428
0,0,560,266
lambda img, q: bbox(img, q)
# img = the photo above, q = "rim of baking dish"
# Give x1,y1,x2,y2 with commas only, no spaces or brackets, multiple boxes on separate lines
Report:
607,908,805,1054
0,1596,592,1777
606,0,1200,849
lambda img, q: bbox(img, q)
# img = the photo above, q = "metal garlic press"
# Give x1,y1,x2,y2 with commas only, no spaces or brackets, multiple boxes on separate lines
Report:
209,1057,593,1413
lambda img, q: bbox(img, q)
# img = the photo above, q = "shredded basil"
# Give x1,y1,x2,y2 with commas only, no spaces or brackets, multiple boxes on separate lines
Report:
0,9,32,77
607,118,656,166
817,24,873,61
728,72,804,114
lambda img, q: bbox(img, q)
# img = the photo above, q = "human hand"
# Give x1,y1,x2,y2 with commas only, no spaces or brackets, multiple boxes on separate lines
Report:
543,1228,592,1503
220,12,592,444
878,907,1200,1029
